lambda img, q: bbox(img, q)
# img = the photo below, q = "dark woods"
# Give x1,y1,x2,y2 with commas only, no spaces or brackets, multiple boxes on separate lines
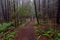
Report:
33,0,60,25
0,0,15,22
57,0,60,25
0,0,60,25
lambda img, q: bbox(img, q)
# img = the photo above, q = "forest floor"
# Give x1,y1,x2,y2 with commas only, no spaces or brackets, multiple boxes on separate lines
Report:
13,18,60,40
14,19,36,40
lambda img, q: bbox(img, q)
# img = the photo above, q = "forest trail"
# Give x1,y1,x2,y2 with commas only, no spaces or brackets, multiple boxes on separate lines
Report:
14,19,36,40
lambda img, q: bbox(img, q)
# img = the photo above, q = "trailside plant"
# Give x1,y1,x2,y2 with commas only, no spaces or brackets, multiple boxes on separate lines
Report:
35,28,60,40
42,28,55,40
0,22,13,33
3,30,17,40
55,32,60,40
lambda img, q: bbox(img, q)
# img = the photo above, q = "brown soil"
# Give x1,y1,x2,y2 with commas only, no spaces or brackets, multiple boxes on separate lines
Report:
14,20,36,40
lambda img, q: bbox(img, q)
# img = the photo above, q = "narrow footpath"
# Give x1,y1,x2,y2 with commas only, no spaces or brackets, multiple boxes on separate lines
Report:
14,19,36,40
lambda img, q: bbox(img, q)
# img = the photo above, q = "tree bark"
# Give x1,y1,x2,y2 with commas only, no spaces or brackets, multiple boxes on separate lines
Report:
0,0,6,21
38,0,40,12
34,0,39,24
56,0,60,24
13,0,16,12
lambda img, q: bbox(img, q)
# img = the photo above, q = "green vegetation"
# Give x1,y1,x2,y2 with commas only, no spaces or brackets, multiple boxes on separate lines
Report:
17,6,31,17
0,22,13,33
55,32,60,40
3,30,17,40
0,22,18,40
35,28,60,40
20,18,30,28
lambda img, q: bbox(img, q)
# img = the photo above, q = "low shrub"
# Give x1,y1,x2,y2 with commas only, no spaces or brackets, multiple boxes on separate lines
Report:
35,28,60,40
0,22,13,33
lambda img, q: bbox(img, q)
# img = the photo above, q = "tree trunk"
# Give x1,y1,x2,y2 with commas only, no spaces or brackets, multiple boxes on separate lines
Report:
13,0,16,12
34,0,39,24
0,0,6,22
56,0,60,24
38,0,40,12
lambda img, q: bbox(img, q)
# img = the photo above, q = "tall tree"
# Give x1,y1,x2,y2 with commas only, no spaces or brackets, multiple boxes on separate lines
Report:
0,0,6,21
38,0,40,12
13,0,16,12
42,0,46,20
34,0,39,24
56,0,60,24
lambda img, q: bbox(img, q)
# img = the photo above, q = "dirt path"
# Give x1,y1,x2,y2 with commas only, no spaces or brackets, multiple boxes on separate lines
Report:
14,19,36,40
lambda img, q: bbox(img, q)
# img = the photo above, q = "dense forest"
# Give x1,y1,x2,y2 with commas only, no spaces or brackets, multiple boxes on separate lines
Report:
0,0,60,40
